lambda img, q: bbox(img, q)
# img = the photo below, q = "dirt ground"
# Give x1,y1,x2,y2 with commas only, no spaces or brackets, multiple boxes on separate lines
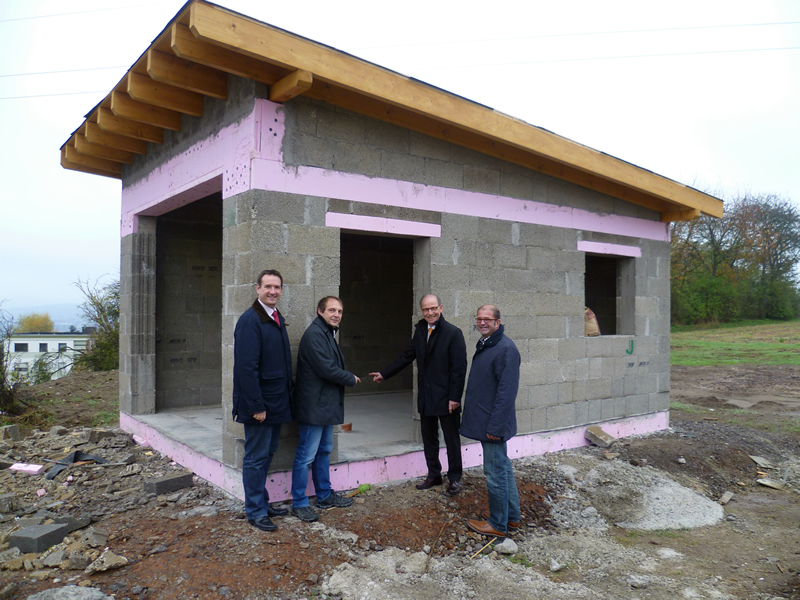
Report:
4,365,800,599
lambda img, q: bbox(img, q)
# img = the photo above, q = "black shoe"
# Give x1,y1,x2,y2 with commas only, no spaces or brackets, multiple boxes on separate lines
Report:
292,506,320,522
268,504,288,517
248,516,277,532
446,479,461,495
416,475,444,490
315,490,353,509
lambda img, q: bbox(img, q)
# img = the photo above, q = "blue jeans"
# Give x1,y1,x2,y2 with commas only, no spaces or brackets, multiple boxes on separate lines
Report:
481,440,520,533
291,423,334,508
242,422,282,520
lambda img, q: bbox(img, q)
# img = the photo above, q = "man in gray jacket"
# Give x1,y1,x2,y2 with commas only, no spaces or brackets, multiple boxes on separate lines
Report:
460,304,521,539
290,296,361,522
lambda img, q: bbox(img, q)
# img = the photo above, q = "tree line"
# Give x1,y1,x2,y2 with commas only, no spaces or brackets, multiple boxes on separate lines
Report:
671,193,800,324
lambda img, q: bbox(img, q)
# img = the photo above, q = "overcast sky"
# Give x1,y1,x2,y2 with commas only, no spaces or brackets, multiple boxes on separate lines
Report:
1,0,798,311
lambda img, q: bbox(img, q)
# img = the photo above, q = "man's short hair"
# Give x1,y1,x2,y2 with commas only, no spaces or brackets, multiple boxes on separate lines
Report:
420,294,442,307
317,296,343,312
256,269,283,287
477,304,500,319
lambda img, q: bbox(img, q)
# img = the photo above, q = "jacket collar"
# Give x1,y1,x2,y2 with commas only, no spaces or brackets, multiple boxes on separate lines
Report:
314,314,338,334
475,323,505,354
253,299,281,326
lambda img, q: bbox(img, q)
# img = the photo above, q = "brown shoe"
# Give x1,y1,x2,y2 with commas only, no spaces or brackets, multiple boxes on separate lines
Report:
466,519,506,538
480,510,519,530
446,479,461,495
415,475,443,490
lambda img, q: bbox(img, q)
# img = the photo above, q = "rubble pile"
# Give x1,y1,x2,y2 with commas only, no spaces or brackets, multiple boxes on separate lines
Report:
0,424,240,586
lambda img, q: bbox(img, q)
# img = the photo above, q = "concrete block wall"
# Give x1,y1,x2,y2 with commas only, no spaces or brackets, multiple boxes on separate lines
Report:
119,217,156,416
155,195,223,411
278,96,672,437
221,189,343,470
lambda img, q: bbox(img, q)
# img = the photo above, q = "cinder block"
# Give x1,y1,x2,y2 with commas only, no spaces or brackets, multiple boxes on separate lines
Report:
494,244,527,269
527,339,559,362
546,403,575,430
500,172,534,199
409,131,452,161
333,142,382,177
0,493,19,513
422,158,463,189
144,472,194,496
0,424,20,441
463,166,500,194
586,378,612,401
649,391,670,411
365,119,409,153
316,107,366,144
287,225,339,257
536,316,567,339
289,132,336,169
8,523,70,553
381,151,425,182
625,394,649,416
530,406,547,432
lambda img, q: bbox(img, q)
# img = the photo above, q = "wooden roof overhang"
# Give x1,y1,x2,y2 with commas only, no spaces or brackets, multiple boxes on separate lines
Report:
59,0,723,222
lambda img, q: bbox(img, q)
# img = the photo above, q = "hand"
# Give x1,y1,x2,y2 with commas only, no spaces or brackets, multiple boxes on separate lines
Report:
487,433,501,441
448,401,460,414
253,411,266,422
354,376,361,385
369,372,384,383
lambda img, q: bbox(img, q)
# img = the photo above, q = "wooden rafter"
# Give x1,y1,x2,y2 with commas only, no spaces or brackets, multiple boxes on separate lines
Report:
269,70,312,103
97,107,164,144
111,91,183,131
64,145,123,176
75,134,135,164
127,72,204,117
147,49,228,99
61,147,121,179
85,121,148,154
661,209,702,222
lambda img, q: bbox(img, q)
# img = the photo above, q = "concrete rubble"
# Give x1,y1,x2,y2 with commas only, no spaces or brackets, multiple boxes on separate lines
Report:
0,425,240,588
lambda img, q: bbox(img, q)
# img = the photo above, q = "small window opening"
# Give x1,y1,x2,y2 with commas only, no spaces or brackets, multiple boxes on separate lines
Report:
584,254,635,336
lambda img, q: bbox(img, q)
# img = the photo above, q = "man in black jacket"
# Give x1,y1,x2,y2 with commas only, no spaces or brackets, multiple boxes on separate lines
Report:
290,296,361,522
233,269,293,532
370,294,467,494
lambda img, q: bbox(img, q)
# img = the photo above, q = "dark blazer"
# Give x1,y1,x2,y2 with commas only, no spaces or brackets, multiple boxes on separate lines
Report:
380,315,467,417
293,315,358,425
232,300,293,425
460,324,520,442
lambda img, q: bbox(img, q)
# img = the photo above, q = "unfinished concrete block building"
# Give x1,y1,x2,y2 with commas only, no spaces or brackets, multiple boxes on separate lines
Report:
60,1,723,499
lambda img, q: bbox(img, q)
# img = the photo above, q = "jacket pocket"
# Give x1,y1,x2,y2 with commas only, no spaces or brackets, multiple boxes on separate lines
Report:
260,371,285,396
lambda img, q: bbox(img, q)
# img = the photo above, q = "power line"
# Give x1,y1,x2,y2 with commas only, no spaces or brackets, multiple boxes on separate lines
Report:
415,44,800,72
0,1,182,23
352,20,800,52
0,66,128,79
0,91,109,101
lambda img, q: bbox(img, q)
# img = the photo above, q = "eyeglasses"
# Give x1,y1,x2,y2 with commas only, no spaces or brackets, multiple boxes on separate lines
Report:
475,318,498,324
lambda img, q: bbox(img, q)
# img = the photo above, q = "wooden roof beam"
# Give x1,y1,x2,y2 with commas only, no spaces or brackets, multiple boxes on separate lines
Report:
147,49,228,99
170,22,282,85
62,145,122,178
75,134,135,164
97,107,164,144
269,69,312,103
661,209,702,223
111,91,183,131
189,1,722,218
85,121,148,154
127,72,204,117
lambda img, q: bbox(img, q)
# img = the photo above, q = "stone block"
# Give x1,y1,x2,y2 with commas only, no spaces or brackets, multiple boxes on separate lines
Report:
527,338,559,362
585,425,617,448
649,392,670,411
494,244,527,269
287,225,339,257
546,403,575,430
625,394,649,416
365,119,409,153
144,472,194,496
8,523,70,554
500,172,534,199
53,513,91,533
409,131,452,161
422,157,463,189
289,132,336,169
316,107,366,144
463,165,500,194
0,493,19,513
333,141,382,177
0,424,20,441
381,151,425,182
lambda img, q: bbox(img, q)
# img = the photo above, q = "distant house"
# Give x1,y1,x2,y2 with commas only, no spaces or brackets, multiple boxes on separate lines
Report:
59,1,723,501
3,331,92,382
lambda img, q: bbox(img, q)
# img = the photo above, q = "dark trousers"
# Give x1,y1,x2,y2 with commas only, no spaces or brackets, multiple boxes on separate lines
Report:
420,412,463,482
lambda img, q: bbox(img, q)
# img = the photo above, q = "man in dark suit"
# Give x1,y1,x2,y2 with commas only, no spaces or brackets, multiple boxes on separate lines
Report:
233,269,293,532
369,294,467,494
290,296,361,522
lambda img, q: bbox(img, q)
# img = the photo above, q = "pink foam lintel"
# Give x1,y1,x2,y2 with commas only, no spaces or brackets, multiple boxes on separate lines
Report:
252,159,669,242
577,240,643,258
325,212,441,237
120,410,668,502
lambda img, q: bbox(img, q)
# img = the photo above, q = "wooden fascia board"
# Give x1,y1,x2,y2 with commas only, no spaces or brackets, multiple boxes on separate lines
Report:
147,49,228,99
269,70,313,103
306,81,679,215
127,71,204,117
85,121,148,154
75,134,135,163
189,1,722,218
111,91,183,131
97,107,164,143
661,209,702,222
170,22,282,85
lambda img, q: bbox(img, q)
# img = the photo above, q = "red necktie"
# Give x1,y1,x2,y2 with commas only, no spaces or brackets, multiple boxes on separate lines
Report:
272,311,280,326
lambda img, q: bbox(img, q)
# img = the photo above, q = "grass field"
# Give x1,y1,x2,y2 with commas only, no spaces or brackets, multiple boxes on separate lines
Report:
670,319,800,366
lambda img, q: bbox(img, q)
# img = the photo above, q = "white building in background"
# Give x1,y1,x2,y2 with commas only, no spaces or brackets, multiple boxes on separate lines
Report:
3,330,93,382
